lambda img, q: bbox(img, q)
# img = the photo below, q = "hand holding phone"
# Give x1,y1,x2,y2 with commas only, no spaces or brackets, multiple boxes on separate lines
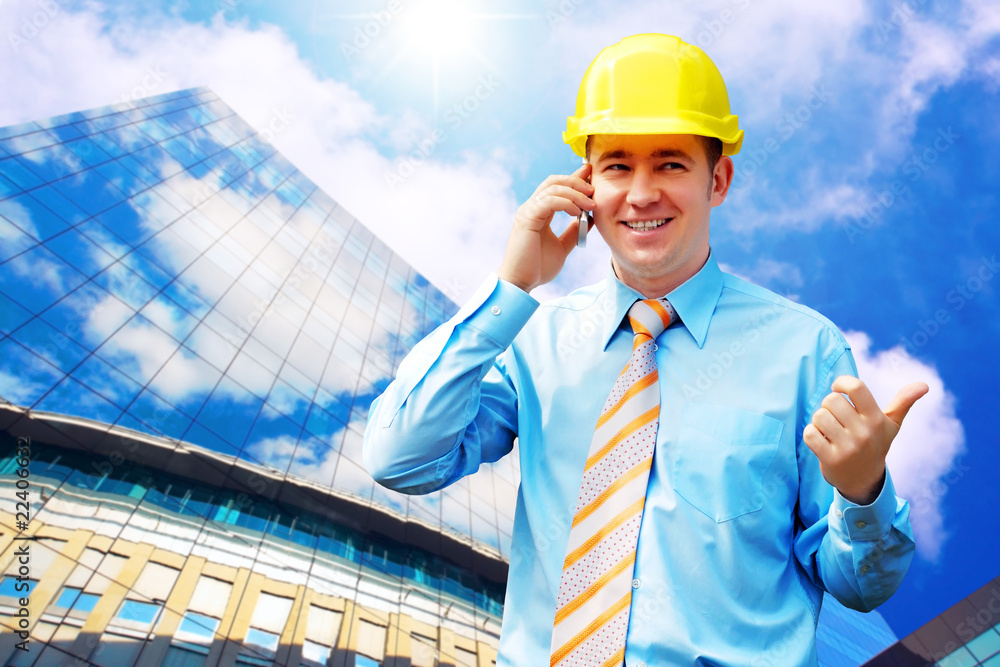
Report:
498,161,594,293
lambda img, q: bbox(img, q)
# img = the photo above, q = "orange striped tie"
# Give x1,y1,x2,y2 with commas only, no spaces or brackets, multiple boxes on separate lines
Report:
550,298,676,667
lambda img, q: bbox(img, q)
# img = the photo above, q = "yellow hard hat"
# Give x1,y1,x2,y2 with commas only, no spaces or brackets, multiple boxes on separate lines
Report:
564,33,743,157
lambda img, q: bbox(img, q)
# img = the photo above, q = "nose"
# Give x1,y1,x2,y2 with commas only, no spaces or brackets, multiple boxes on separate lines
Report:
625,167,661,208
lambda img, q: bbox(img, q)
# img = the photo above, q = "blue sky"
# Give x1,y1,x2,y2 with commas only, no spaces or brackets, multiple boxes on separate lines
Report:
1,0,998,638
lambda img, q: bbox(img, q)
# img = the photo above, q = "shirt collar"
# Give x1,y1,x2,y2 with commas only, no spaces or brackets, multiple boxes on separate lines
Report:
601,249,724,351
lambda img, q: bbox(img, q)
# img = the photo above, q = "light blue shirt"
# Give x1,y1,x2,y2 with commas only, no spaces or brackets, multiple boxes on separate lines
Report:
363,252,914,667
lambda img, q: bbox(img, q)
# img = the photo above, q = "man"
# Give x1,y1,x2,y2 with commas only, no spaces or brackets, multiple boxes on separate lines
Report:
364,34,922,666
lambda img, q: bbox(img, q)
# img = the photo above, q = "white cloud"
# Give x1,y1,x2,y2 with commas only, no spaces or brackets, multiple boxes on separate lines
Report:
844,331,966,562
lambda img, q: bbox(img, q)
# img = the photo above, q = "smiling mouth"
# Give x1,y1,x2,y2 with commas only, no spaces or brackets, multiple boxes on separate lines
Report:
621,218,672,230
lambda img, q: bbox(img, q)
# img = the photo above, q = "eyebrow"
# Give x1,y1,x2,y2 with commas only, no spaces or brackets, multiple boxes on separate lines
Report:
596,148,694,162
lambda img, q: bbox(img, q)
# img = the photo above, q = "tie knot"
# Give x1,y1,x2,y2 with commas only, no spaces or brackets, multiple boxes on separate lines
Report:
627,298,677,341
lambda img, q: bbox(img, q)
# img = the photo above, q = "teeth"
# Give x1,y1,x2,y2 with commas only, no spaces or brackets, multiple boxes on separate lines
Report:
623,218,669,230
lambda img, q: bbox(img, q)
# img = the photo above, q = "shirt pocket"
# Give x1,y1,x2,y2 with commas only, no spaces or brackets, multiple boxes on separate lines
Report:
672,403,784,522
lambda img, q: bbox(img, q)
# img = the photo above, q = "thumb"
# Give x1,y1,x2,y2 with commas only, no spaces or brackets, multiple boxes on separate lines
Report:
883,381,929,426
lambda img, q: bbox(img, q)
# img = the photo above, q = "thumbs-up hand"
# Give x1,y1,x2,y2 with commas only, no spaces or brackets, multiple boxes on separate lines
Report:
803,376,929,505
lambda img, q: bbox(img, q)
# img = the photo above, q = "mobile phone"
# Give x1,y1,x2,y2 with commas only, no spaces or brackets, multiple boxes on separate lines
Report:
578,158,593,248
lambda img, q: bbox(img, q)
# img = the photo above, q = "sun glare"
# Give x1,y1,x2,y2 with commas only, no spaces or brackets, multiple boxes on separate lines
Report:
401,0,478,61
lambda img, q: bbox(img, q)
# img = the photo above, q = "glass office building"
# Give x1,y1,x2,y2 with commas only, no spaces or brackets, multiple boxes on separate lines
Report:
0,87,898,666
864,575,1000,666
0,87,514,666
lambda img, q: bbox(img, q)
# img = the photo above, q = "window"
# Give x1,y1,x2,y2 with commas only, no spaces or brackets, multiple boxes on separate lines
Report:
300,604,342,666
109,599,162,633
187,576,232,618
0,577,31,601
357,620,387,665
301,640,331,667
237,592,293,663
237,628,280,665
45,586,99,622
175,611,220,645
411,633,438,667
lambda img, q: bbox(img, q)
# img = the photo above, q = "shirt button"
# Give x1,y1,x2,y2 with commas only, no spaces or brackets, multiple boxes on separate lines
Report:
653,343,658,351
632,578,641,589
855,520,867,529
859,564,871,575
490,305,501,315
835,509,844,519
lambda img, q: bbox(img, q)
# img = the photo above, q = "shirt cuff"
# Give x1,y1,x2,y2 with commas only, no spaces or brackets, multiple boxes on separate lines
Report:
454,273,539,348
831,466,899,541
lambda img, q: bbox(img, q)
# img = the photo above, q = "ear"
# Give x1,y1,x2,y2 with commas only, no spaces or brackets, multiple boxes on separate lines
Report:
710,156,735,207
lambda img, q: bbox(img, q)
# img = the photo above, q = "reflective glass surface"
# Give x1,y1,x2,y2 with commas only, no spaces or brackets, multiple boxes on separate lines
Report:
0,87,517,559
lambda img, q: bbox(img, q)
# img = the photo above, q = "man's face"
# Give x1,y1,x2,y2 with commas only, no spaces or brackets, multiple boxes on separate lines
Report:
587,133,733,296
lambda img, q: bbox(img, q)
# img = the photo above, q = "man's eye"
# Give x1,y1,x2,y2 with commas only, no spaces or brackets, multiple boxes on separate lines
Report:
661,162,684,170
607,163,629,171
